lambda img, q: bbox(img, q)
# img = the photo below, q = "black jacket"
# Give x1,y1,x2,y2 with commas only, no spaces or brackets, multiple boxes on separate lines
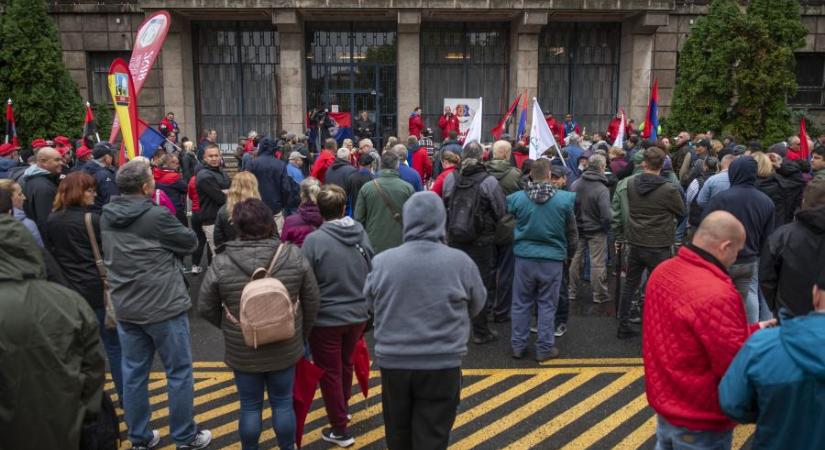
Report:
22,169,59,237
570,169,611,234
704,156,775,264
773,161,805,226
180,151,198,183
346,168,375,212
354,118,376,141
45,207,104,309
213,204,237,253
626,172,685,248
83,161,119,212
325,159,358,191
760,205,825,318
196,164,230,224
245,147,293,214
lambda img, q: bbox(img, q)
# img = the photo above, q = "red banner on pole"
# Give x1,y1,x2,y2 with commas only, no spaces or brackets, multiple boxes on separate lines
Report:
108,11,171,143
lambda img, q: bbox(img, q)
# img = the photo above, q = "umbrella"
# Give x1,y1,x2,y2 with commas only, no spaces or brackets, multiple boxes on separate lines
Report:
353,337,371,398
293,357,324,448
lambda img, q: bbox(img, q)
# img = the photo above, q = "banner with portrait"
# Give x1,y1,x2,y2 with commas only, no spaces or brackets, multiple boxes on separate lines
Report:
444,98,482,135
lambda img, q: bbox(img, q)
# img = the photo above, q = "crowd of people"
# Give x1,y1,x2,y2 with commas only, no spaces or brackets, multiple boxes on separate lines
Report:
1,108,824,450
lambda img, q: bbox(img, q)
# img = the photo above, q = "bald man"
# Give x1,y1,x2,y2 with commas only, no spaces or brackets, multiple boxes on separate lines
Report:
23,147,63,236
643,211,776,450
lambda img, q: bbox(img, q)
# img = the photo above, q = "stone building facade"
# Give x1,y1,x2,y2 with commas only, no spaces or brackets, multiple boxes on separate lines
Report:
6,0,825,146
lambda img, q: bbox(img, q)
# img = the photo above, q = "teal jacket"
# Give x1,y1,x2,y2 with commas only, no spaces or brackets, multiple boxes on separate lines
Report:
719,314,825,450
507,184,577,262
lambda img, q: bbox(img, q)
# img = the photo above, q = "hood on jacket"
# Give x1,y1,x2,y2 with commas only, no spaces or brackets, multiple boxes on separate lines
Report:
257,136,279,156
153,166,181,184
634,172,668,195
796,205,825,234
486,159,515,180
728,156,757,186
319,216,366,246
0,158,17,171
402,192,445,242
101,196,154,229
782,315,825,380
526,181,557,204
23,164,52,179
331,159,350,169
0,215,44,280
298,202,323,228
580,169,608,185
775,160,806,189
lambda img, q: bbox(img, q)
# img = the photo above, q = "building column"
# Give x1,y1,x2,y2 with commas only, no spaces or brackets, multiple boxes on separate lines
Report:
396,11,420,140
274,10,306,135
161,13,193,136
510,12,546,134
619,13,668,124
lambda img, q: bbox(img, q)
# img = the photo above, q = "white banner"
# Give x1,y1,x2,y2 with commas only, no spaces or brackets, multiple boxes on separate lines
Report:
529,98,563,165
444,98,481,135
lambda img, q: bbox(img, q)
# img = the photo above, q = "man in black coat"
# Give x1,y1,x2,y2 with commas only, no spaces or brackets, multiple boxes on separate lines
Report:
83,141,120,212
23,147,62,237
346,153,375,213
196,143,230,256
244,136,295,232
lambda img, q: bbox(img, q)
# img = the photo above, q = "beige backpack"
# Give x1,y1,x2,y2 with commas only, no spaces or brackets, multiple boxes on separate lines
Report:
223,244,299,349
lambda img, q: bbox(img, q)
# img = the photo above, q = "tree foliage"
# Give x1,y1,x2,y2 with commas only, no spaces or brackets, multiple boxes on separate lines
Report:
0,0,84,146
667,0,806,143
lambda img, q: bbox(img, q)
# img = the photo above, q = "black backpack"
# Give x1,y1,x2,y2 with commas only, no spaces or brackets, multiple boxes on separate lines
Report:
80,391,120,450
447,171,488,244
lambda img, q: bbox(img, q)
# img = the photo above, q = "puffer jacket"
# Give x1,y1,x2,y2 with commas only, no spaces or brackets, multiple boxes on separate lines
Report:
325,158,358,190
625,172,685,248
22,166,59,236
195,164,230,225
570,169,611,234
643,245,758,433
213,203,236,252
485,159,522,196
246,141,295,214
83,161,119,212
198,239,320,372
0,215,104,450
281,202,323,248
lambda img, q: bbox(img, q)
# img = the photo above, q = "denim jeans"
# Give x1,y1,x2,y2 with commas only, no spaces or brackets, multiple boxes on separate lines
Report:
118,313,197,446
233,367,296,450
655,416,733,450
512,257,562,356
729,261,774,323
94,307,123,401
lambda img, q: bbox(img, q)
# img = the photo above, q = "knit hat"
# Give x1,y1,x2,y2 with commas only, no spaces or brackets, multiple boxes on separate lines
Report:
0,143,20,157
93,141,115,159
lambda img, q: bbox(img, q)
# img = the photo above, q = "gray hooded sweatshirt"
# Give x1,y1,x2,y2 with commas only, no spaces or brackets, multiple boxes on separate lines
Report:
364,191,486,370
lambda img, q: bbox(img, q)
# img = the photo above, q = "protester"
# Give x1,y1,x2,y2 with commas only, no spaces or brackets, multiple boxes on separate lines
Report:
486,140,522,196
364,191,486,448
354,110,376,143
22,146,62,235
245,136,294,232
214,172,261,252
325,147,358,191
813,146,825,181
344,153,374,213
199,198,320,450
302,185,373,447
616,147,685,338
442,142,507,345
569,154,611,305
0,179,43,247
310,138,338,183
0,190,105,449
643,211,774,450
564,134,585,179
354,151,414,254
281,177,322,248
154,153,188,225
408,107,424,139
418,128,435,156
45,171,123,400
432,150,459,198
696,154,734,208
287,151,306,184
390,144,422,192
410,137,433,185
507,158,577,360
83,141,120,212
188,168,209,274
0,142,26,180
101,159,211,449
196,143,230,256
197,128,217,160
159,111,180,136
180,140,198,182
719,265,825,450
438,106,460,140
685,156,719,233
760,180,825,319
704,156,775,323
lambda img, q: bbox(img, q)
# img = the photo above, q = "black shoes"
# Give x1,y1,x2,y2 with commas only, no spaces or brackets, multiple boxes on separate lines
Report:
617,325,640,339
472,330,499,345
535,347,561,363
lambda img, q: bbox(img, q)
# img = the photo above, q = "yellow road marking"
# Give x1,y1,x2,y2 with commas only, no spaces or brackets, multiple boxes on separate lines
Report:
733,424,755,449
560,392,649,450
614,414,656,450
503,369,644,448
540,358,644,366
460,367,639,376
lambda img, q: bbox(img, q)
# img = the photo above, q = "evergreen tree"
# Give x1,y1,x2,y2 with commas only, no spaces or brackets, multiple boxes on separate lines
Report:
0,0,84,146
666,0,748,136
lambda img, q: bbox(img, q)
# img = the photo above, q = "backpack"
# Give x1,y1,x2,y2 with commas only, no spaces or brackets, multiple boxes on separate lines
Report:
447,170,487,244
224,243,298,349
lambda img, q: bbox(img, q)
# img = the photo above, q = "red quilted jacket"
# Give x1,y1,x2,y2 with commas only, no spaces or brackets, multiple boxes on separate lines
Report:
642,246,758,432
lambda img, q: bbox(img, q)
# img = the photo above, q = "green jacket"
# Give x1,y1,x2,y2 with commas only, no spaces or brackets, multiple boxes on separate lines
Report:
485,159,522,196
0,215,105,449
814,168,825,182
354,169,415,253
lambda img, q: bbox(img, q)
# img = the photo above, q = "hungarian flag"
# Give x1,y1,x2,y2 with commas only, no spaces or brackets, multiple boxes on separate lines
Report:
798,117,811,161
516,90,529,144
83,102,98,147
5,99,18,147
642,79,659,141
491,92,522,140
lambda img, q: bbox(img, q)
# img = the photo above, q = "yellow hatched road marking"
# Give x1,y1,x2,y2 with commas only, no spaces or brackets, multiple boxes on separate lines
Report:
614,414,656,450
733,424,756,450
502,369,644,449
560,392,649,450
541,358,644,366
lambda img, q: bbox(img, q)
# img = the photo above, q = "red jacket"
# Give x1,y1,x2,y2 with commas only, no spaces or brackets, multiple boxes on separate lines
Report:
411,147,433,183
408,114,424,139
188,176,200,212
431,166,456,198
513,151,530,170
310,150,336,183
545,117,564,144
438,114,460,138
643,246,759,432
607,117,622,142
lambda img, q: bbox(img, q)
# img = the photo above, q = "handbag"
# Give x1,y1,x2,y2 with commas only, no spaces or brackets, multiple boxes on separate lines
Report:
371,180,402,223
84,213,117,330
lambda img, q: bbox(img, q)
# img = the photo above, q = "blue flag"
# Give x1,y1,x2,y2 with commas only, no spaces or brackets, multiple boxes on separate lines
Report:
139,122,167,160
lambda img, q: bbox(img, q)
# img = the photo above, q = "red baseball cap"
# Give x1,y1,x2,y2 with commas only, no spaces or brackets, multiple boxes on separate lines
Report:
54,136,71,146
31,138,48,149
76,146,92,159
0,143,20,157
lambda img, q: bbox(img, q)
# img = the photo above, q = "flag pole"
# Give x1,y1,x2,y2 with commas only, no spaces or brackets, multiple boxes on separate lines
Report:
5,99,11,145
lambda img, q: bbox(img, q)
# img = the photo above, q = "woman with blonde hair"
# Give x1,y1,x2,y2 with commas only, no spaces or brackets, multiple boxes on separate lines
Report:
281,177,322,247
214,171,261,252
752,152,785,228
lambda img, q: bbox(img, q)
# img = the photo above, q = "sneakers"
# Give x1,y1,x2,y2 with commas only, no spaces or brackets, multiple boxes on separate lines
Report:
554,323,568,337
472,330,499,345
512,348,526,360
178,429,212,449
131,430,160,450
190,265,203,274
529,326,537,334
536,347,561,363
322,428,355,447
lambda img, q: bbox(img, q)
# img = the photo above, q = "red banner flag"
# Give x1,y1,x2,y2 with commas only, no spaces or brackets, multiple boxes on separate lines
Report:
108,58,140,161
5,99,18,147
109,11,171,143
83,102,99,146
799,116,810,161
491,92,523,140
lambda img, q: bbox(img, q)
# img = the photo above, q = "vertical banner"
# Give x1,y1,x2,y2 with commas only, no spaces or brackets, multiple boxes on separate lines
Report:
5,99,18,147
108,58,140,160
109,11,171,143
444,98,482,135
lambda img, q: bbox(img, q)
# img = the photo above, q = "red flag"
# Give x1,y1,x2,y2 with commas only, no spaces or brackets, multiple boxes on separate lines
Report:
799,117,810,161
491,93,523,140
353,337,371,398
293,357,324,448
83,102,98,146
5,99,18,147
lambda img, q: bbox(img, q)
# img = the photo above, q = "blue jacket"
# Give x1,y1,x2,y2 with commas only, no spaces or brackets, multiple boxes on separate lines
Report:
83,160,119,212
719,314,825,450
398,163,422,192
287,162,304,184
696,169,731,208
507,183,576,262
245,148,293,214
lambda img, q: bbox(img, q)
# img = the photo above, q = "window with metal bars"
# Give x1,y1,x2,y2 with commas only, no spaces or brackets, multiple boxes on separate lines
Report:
789,53,825,107
87,51,131,105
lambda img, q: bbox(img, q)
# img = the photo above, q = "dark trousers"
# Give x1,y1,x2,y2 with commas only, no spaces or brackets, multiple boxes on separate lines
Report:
618,245,671,326
308,322,366,433
380,367,461,450
493,244,515,320
452,243,495,338
190,211,210,267
556,261,570,326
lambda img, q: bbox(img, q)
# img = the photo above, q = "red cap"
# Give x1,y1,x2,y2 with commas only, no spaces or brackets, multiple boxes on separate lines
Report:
0,143,20,157
56,145,71,156
31,138,48,149
54,136,71,146
76,146,92,159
